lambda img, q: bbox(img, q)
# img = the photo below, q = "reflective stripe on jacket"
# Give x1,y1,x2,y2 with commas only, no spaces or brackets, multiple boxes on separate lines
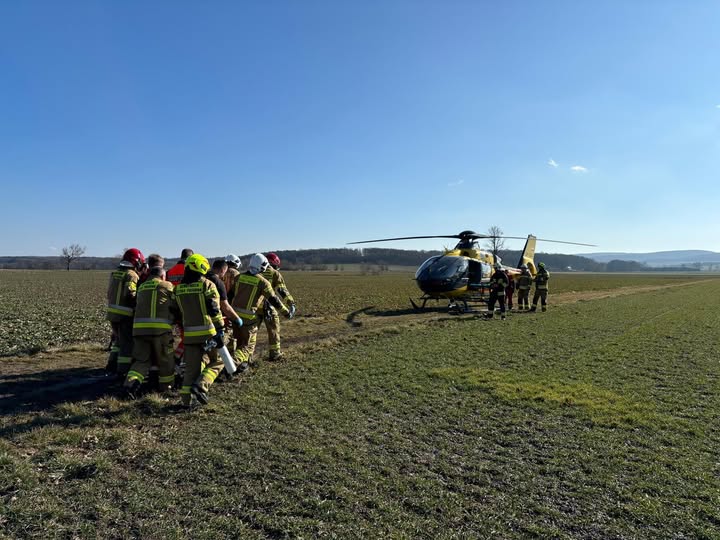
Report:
106,268,139,322
133,277,177,336
175,277,222,344
517,274,533,290
231,273,276,323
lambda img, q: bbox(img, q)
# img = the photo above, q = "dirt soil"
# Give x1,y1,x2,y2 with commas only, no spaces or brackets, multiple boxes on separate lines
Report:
0,282,695,415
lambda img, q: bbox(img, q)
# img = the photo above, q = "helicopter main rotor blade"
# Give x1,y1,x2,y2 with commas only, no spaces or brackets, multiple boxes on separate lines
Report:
531,237,596,247
347,235,462,245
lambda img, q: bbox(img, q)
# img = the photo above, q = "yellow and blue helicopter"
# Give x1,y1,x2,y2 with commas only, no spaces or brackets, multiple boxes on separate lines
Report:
349,230,594,312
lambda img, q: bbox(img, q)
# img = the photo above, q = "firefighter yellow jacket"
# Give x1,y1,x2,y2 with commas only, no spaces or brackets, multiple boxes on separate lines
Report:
223,267,240,299
230,272,287,324
132,277,178,336
261,267,295,305
175,277,223,344
106,267,139,322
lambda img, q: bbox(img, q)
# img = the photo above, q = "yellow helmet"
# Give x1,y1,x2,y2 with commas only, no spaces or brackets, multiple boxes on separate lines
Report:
185,253,210,275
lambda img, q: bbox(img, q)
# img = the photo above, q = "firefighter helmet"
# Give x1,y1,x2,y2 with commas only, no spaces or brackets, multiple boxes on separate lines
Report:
225,253,241,268
185,254,210,275
248,253,269,275
494,262,502,270
520,264,528,270
266,252,281,269
538,262,546,268
121,248,145,270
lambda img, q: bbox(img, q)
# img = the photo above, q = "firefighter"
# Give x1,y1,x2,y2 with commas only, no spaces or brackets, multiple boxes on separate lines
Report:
222,254,242,357
138,253,164,284
222,254,242,296
207,258,245,359
258,252,297,361
504,268,515,311
106,248,145,377
486,263,509,319
167,248,193,287
124,265,178,399
229,253,292,371
530,262,550,312
174,254,241,406
516,264,533,311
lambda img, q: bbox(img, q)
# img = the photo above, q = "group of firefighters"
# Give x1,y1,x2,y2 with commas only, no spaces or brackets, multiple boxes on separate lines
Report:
485,262,551,319
105,248,296,406
105,248,550,406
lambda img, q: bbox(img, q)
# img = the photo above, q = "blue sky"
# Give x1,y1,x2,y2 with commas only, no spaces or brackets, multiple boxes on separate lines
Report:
1,1,719,258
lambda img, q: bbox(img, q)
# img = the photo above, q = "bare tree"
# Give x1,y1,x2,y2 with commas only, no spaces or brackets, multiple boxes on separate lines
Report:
61,244,86,271
485,225,505,264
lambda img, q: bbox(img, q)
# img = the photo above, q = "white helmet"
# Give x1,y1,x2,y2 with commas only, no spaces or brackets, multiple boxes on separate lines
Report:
225,253,241,268
494,262,502,270
248,253,269,275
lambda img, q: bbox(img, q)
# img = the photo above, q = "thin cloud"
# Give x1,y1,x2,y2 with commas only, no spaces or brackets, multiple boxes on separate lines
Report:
570,165,588,173
548,158,559,168
448,179,465,187
49,246,58,251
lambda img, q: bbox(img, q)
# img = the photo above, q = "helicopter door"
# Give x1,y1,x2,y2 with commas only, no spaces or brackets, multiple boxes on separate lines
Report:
468,260,483,289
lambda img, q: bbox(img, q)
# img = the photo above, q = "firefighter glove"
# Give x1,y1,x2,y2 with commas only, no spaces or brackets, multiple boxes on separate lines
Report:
289,304,296,318
284,308,293,320
213,332,224,349
234,317,243,328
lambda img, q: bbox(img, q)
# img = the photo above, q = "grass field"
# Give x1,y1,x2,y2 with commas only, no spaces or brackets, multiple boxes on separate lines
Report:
1,271,719,538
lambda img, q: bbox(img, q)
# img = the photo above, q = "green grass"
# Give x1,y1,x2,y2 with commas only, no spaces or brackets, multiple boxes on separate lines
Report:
1,277,720,537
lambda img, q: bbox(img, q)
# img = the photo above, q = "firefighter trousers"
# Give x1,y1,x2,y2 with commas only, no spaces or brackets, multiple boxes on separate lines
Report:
179,345,222,405
232,321,259,366
487,292,506,316
259,308,282,359
108,319,134,375
125,333,175,392
531,289,548,311
517,289,530,310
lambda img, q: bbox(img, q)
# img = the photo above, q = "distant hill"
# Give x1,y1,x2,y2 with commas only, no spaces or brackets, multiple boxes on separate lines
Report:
585,250,720,266
0,248,617,272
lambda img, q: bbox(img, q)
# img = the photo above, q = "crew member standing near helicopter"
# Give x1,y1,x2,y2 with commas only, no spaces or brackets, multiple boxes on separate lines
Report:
516,264,532,310
504,269,515,311
530,262,550,312
486,263,509,319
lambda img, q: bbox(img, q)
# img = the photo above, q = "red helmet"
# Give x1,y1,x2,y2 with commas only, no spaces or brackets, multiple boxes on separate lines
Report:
266,252,281,269
122,248,145,270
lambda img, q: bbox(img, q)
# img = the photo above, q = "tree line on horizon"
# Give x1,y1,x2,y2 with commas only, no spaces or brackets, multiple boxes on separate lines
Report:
0,248,704,272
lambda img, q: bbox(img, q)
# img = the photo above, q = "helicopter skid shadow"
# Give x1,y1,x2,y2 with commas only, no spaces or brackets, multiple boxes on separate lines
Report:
366,306,448,317
346,306,375,327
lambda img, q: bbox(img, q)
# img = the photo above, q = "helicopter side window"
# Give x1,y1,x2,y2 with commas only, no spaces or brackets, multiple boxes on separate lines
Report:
415,256,441,279
420,256,468,281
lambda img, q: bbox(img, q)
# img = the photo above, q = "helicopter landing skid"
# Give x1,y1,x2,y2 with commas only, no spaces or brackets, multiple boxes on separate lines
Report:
410,290,489,314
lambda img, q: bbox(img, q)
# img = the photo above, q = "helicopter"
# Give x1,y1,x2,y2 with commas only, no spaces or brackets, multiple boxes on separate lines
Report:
348,230,594,313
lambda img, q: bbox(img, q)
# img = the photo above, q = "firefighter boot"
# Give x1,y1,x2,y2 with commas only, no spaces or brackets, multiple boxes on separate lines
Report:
541,306,547,312
124,379,142,401
190,383,209,405
529,305,537,312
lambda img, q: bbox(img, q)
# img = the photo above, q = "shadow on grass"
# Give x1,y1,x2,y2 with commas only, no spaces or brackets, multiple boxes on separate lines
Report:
0,366,116,415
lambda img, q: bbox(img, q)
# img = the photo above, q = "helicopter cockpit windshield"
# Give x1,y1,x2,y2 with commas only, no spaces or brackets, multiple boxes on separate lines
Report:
415,255,469,292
